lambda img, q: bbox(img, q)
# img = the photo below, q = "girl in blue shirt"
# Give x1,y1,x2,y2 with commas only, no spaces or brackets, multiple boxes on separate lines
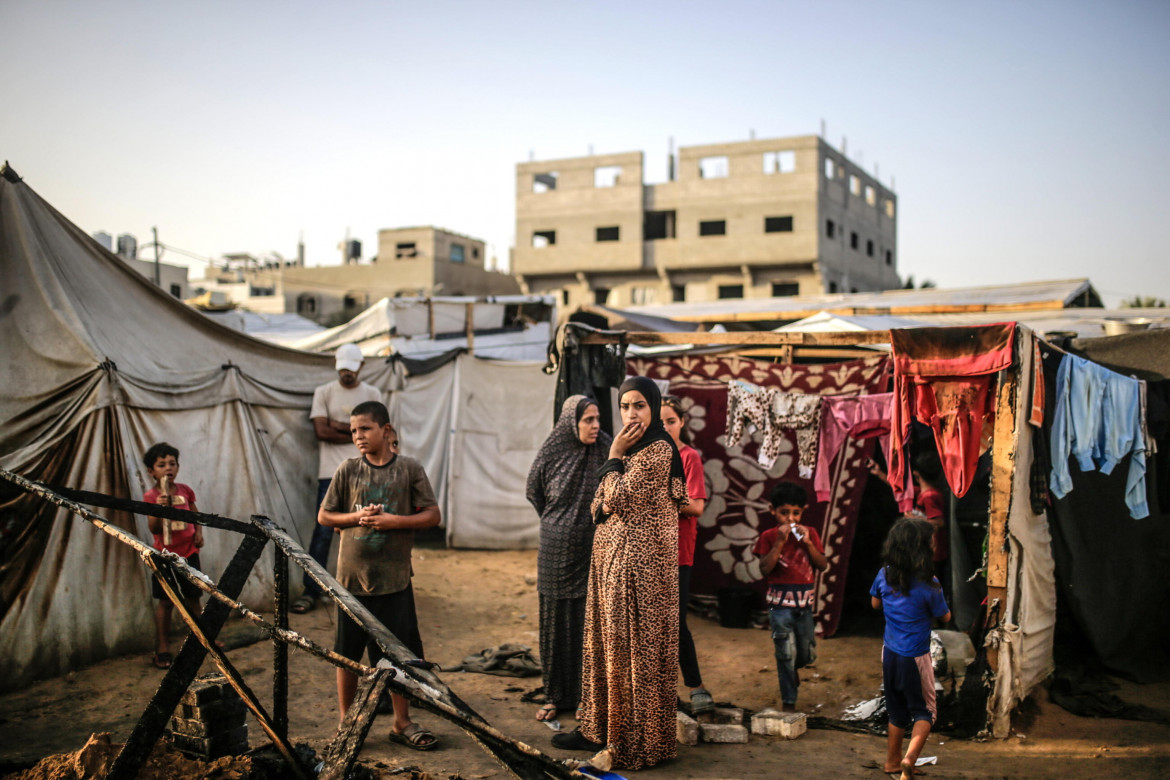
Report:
870,518,951,779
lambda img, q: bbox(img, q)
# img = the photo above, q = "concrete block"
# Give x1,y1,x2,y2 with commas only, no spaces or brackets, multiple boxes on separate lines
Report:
751,708,806,738
170,724,249,758
676,711,699,746
699,721,749,743
700,707,748,743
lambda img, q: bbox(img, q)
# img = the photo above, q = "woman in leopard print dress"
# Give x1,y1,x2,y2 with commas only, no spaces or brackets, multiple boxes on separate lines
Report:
553,376,688,769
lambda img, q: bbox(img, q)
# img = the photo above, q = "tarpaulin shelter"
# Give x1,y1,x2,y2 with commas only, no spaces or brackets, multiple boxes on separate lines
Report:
0,166,558,690
0,165,342,690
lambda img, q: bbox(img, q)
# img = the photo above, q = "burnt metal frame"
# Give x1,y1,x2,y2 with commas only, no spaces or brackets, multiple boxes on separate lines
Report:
1,470,585,780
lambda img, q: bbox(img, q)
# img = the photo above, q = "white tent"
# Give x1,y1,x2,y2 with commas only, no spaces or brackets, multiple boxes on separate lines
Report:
293,295,554,362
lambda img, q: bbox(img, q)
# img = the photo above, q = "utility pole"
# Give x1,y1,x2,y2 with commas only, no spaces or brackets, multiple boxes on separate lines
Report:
152,226,160,285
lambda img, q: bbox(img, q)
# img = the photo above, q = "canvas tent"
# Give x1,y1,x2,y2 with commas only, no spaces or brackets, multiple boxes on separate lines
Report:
0,166,557,690
0,166,352,689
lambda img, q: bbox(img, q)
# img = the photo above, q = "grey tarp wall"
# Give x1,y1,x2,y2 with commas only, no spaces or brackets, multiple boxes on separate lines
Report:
0,169,335,690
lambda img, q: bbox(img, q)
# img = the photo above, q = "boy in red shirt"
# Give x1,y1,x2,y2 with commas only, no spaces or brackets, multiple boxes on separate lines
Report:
142,442,204,670
752,482,828,712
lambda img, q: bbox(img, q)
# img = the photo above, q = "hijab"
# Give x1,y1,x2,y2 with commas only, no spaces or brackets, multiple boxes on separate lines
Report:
527,395,612,517
616,376,686,483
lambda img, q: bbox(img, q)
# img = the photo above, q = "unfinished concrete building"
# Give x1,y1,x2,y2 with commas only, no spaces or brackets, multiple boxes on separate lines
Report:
513,135,900,308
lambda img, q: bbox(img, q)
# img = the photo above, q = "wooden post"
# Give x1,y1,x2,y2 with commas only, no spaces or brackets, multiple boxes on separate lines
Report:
428,299,435,340
273,547,289,740
465,301,475,354
984,365,1018,672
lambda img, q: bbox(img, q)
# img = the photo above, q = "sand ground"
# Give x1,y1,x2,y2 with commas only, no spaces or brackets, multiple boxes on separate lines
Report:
2,547,1169,779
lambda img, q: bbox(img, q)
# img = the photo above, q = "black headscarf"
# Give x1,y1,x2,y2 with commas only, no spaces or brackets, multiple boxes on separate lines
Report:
612,376,686,483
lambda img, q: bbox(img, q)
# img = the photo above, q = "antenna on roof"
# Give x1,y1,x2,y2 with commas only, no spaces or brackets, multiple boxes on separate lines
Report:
668,136,676,182
588,144,594,156
749,128,755,140
820,119,826,138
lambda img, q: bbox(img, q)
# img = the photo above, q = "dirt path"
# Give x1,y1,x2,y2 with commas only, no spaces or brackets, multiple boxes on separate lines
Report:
2,548,1169,779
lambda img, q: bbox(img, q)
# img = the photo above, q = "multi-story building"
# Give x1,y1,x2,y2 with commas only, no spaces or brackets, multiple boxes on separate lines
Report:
513,135,899,308
194,226,519,324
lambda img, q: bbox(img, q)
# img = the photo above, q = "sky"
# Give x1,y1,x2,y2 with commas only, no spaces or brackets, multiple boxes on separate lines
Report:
3,0,1169,305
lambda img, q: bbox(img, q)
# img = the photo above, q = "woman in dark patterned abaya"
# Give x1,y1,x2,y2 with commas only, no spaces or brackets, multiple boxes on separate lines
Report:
526,395,611,723
552,376,689,770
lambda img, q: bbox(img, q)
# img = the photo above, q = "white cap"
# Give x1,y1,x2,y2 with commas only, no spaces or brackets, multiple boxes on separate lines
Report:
335,343,364,373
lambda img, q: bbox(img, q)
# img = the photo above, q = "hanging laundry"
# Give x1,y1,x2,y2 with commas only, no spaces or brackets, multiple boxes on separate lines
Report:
771,391,823,476
1049,353,1148,519
890,324,1016,509
814,393,907,503
725,380,822,473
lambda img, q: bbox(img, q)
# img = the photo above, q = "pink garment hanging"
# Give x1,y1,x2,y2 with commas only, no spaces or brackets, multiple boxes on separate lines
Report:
890,324,1016,510
814,393,910,503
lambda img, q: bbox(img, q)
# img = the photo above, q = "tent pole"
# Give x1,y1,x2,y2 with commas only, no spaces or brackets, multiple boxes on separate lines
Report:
984,364,1018,672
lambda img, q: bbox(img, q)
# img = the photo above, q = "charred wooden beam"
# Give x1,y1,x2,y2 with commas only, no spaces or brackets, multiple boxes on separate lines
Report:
273,547,290,740
33,481,262,536
108,533,267,780
318,668,393,780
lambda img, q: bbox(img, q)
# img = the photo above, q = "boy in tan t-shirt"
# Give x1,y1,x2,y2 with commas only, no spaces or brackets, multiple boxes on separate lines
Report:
318,400,441,751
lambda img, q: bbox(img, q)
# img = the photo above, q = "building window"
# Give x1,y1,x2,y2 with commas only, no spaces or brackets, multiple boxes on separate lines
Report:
596,226,620,242
450,243,465,263
594,165,621,187
886,249,893,265
533,230,556,248
343,294,358,309
472,246,480,260
672,284,686,302
699,219,726,236
765,216,794,233
699,155,729,179
850,175,861,196
644,210,676,240
825,157,836,179
886,200,896,219
395,242,417,258
630,286,656,305
562,289,570,305
829,281,839,293
533,171,558,193
771,282,799,297
865,185,876,206
296,294,317,315
594,288,610,305
866,239,874,257
718,284,744,299
826,219,836,239
763,150,796,174
850,231,859,250
169,284,182,298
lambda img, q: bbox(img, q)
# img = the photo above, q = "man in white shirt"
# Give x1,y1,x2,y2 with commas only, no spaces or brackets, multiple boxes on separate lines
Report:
292,343,384,613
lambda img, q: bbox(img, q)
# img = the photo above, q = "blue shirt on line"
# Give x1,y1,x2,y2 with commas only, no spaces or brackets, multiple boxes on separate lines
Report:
869,567,950,658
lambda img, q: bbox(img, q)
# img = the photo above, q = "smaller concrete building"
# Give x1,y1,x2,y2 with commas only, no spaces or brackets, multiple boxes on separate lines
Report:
194,226,519,324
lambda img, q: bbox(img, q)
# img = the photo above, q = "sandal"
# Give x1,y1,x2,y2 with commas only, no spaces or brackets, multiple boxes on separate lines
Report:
551,728,603,752
290,595,316,614
387,722,438,751
690,687,715,717
536,703,560,722
152,652,172,669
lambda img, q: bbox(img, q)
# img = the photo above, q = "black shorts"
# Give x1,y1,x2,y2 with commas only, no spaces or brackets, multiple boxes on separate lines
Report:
335,585,425,666
151,552,204,601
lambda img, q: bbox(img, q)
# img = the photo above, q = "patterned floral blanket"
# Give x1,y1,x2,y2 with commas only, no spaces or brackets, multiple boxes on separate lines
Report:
627,353,890,637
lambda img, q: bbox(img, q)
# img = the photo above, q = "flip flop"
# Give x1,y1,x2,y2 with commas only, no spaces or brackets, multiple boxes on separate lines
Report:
388,723,438,751
536,703,560,722
690,687,715,717
152,652,172,669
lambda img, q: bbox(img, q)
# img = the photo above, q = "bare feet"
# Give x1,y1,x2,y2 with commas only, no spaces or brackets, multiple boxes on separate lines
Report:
899,758,914,780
